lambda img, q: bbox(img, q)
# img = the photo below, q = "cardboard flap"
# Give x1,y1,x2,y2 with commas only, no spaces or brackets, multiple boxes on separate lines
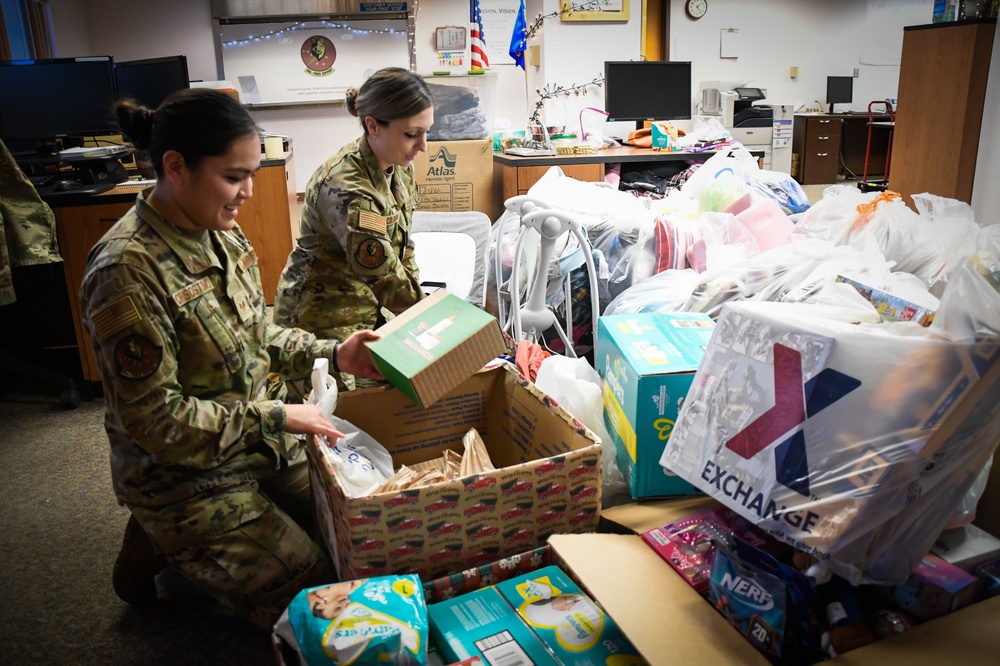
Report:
548,533,771,665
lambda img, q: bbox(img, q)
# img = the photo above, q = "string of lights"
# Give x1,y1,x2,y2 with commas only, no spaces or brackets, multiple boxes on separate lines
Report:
530,75,605,122
526,0,604,40
222,21,405,49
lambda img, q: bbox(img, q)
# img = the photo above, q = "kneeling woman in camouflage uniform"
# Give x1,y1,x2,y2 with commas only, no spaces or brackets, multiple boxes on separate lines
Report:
273,68,434,392
80,89,381,630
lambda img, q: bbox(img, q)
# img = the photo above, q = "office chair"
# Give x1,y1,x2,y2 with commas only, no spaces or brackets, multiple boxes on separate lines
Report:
409,210,491,308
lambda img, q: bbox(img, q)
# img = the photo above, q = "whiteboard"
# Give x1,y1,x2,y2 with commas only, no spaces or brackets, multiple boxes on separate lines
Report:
220,19,409,105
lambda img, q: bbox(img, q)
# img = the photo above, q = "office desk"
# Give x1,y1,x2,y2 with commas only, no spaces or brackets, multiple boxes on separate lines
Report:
792,113,891,184
48,152,298,382
492,146,763,218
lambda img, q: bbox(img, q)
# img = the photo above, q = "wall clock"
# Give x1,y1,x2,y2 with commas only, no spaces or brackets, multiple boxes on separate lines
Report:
686,0,708,20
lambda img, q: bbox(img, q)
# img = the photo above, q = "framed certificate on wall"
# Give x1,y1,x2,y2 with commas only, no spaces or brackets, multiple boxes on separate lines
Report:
560,0,630,22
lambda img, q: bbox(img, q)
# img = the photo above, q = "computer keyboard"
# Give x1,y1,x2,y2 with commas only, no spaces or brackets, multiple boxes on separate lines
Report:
114,178,157,191
28,174,54,188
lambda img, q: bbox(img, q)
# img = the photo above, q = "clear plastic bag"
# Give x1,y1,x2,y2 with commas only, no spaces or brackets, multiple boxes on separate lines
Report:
308,359,394,497
661,300,1000,585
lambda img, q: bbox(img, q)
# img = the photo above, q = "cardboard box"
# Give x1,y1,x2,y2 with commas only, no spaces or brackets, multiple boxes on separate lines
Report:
307,364,603,582
429,565,643,665
596,312,715,499
413,139,494,218
369,289,506,408
550,510,1000,665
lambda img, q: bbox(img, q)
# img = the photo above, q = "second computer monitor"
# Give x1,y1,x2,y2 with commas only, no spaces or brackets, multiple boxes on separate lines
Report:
114,55,190,110
826,76,853,113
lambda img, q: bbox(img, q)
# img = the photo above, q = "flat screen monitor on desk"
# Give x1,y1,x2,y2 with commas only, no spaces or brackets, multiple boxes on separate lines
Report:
0,56,118,151
114,55,189,109
827,75,853,114
604,61,693,128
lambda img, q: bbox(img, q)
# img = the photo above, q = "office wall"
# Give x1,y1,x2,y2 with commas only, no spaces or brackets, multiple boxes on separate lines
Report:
47,0,997,214
667,0,933,113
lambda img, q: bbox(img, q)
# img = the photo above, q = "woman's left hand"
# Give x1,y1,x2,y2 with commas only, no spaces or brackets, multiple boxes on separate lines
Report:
338,329,384,380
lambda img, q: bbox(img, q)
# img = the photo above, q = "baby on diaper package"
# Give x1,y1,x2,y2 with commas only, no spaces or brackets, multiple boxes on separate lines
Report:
274,575,428,665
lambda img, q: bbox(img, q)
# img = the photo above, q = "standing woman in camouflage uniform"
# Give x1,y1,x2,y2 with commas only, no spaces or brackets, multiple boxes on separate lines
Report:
80,89,382,630
273,68,433,392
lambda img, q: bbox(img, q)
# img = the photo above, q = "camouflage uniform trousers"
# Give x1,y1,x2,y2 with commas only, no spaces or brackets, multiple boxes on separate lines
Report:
158,448,333,630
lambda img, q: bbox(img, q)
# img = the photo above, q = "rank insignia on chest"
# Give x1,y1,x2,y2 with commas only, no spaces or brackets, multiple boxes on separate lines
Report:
114,334,162,379
357,237,387,268
237,248,259,272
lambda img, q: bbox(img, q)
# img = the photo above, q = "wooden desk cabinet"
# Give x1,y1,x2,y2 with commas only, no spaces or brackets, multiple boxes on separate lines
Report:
792,116,842,184
52,154,297,382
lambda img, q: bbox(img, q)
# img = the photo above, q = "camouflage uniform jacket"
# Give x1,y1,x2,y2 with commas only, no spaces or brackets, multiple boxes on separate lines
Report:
80,193,336,551
272,135,422,349
0,139,62,306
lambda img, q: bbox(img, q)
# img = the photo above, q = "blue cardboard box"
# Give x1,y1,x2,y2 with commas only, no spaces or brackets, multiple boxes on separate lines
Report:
428,585,558,665
428,565,643,665
597,312,715,499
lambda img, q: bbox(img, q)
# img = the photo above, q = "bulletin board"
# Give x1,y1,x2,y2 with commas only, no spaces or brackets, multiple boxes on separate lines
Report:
219,19,409,105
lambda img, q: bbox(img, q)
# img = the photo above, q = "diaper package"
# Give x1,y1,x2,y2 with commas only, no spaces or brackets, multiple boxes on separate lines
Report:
275,575,428,665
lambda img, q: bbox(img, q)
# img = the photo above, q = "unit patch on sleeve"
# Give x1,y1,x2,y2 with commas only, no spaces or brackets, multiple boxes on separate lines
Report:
172,277,213,306
92,296,141,341
356,238,387,268
357,209,388,235
115,334,163,379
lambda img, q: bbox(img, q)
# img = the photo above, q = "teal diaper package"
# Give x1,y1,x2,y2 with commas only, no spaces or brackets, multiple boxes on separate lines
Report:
429,565,645,665
283,575,428,665
495,566,645,665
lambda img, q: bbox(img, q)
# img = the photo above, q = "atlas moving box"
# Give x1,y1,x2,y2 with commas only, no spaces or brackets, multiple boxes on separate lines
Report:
412,139,494,218
368,289,506,409
596,312,715,499
307,364,603,582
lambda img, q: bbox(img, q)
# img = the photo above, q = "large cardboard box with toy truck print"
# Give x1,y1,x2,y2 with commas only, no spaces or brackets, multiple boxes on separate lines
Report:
307,364,603,581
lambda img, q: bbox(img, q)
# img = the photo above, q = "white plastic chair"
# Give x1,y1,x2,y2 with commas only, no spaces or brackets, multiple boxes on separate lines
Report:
410,210,490,308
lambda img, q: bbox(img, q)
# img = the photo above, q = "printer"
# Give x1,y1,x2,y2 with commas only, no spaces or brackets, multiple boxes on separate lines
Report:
697,83,792,174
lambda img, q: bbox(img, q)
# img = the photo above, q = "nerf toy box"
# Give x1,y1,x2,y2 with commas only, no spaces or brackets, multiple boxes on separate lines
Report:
596,312,715,499
881,554,979,622
307,364,602,582
369,289,506,408
428,565,644,665
553,487,1000,666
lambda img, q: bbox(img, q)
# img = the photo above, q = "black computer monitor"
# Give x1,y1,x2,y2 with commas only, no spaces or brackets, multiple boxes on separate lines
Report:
0,56,118,149
604,61,693,123
827,76,854,113
114,55,190,109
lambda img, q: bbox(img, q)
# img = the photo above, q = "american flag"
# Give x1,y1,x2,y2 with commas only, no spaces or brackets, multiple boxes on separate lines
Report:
470,0,489,70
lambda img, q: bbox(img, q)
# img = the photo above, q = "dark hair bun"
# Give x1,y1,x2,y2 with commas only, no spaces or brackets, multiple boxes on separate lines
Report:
344,88,360,117
114,99,156,150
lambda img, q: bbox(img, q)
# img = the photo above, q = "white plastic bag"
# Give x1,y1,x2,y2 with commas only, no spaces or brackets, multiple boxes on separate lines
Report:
534,355,631,509
680,146,760,199
308,359,394,497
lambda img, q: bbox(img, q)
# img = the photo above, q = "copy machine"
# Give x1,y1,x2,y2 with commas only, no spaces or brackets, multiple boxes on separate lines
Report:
697,83,792,174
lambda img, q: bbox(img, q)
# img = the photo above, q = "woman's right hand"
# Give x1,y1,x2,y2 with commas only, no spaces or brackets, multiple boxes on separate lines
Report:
284,404,344,440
